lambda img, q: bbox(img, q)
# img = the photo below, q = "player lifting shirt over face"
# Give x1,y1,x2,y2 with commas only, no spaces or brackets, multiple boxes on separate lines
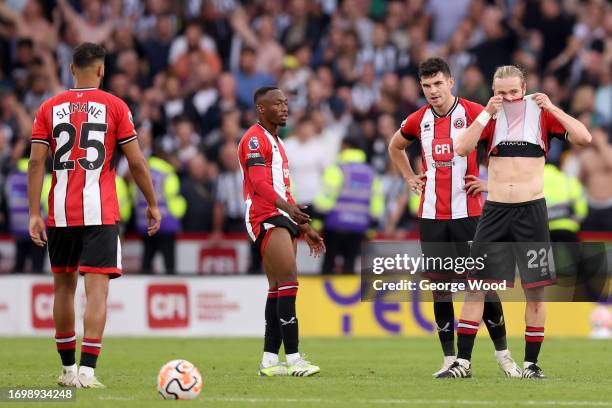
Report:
438,65,592,379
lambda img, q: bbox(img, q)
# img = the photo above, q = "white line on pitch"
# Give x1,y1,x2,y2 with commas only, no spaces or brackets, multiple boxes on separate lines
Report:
205,397,612,406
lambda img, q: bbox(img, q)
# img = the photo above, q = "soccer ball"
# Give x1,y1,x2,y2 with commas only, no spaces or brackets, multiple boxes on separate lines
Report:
157,360,203,400
589,306,612,339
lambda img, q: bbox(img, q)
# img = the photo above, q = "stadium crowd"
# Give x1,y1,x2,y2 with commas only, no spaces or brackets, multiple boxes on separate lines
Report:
0,0,610,249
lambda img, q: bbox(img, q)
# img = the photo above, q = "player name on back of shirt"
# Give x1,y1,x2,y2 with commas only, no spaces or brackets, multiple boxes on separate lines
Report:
54,102,104,120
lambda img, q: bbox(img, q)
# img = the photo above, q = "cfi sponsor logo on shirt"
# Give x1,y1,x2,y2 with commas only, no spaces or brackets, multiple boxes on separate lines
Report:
248,136,259,150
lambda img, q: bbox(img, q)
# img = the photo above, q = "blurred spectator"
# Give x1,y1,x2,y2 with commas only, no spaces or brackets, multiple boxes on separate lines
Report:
538,0,575,77
231,11,284,77
56,0,118,44
22,51,63,113
233,46,274,109
190,72,248,137
427,0,470,45
134,131,186,274
143,12,175,83
204,108,243,166
544,163,587,242
5,157,46,272
280,0,325,51
213,142,245,233
368,113,395,175
171,20,222,82
357,22,401,77
284,115,328,207
0,0,58,51
381,161,411,236
457,64,489,106
166,115,200,172
168,19,217,66
314,137,384,274
579,128,612,231
0,90,32,142
181,153,216,233
160,74,185,122
351,63,379,116
470,6,517,83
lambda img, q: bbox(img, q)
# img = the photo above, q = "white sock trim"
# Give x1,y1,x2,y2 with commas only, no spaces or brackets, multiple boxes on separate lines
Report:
261,352,279,368
495,349,509,359
456,358,470,368
286,352,301,365
79,365,95,377
63,364,77,372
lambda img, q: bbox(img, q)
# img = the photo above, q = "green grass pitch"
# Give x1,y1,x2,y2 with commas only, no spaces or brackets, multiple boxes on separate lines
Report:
1,337,611,407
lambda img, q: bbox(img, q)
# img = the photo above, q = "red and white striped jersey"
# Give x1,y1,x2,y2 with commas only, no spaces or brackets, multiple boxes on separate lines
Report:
481,95,567,158
31,88,137,227
238,123,296,241
400,97,484,220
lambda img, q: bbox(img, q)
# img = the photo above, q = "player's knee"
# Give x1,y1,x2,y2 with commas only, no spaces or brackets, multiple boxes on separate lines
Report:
277,266,298,283
524,287,545,302
54,277,77,295
464,290,486,303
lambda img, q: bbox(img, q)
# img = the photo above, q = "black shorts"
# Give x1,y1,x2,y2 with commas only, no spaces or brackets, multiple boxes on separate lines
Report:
47,224,122,279
419,217,478,280
469,198,556,288
254,216,300,257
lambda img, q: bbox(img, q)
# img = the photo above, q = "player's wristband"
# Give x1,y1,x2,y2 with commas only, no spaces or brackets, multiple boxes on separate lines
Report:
476,110,491,127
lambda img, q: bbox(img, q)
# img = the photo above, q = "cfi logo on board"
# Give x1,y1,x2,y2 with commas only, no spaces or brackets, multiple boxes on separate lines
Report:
31,283,55,329
147,284,190,328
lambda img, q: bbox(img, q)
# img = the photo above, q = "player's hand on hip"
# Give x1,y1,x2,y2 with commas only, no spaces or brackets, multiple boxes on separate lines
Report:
146,206,162,236
288,204,310,225
406,174,426,194
29,214,47,247
485,96,503,115
305,229,325,258
533,93,554,112
464,175,487,196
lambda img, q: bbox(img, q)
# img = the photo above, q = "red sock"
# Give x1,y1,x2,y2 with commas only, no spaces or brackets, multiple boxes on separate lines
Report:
55,331,76,366
525,326,544,363
80,338,102,368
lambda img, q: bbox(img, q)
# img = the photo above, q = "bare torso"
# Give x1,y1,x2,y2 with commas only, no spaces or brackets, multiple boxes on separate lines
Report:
487,156,545,203
579,149,612,202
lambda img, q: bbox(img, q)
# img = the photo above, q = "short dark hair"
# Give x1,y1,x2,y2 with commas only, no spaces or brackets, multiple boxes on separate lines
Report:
72,43,106,68
418,57,451,81
253,86,279,105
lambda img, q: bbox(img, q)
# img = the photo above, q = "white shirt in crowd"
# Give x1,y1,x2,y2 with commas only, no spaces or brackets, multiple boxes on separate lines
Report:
284,136,329,205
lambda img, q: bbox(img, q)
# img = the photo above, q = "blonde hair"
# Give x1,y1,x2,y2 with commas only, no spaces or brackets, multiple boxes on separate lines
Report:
493,65,526,85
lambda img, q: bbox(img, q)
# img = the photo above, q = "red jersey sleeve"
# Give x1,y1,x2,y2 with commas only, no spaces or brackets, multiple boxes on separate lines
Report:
115,100,137,145
242,131,281,205
399,111,421,141
242,132,270,168
461,99,485,125
31,103,50,146
542,110,567,140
